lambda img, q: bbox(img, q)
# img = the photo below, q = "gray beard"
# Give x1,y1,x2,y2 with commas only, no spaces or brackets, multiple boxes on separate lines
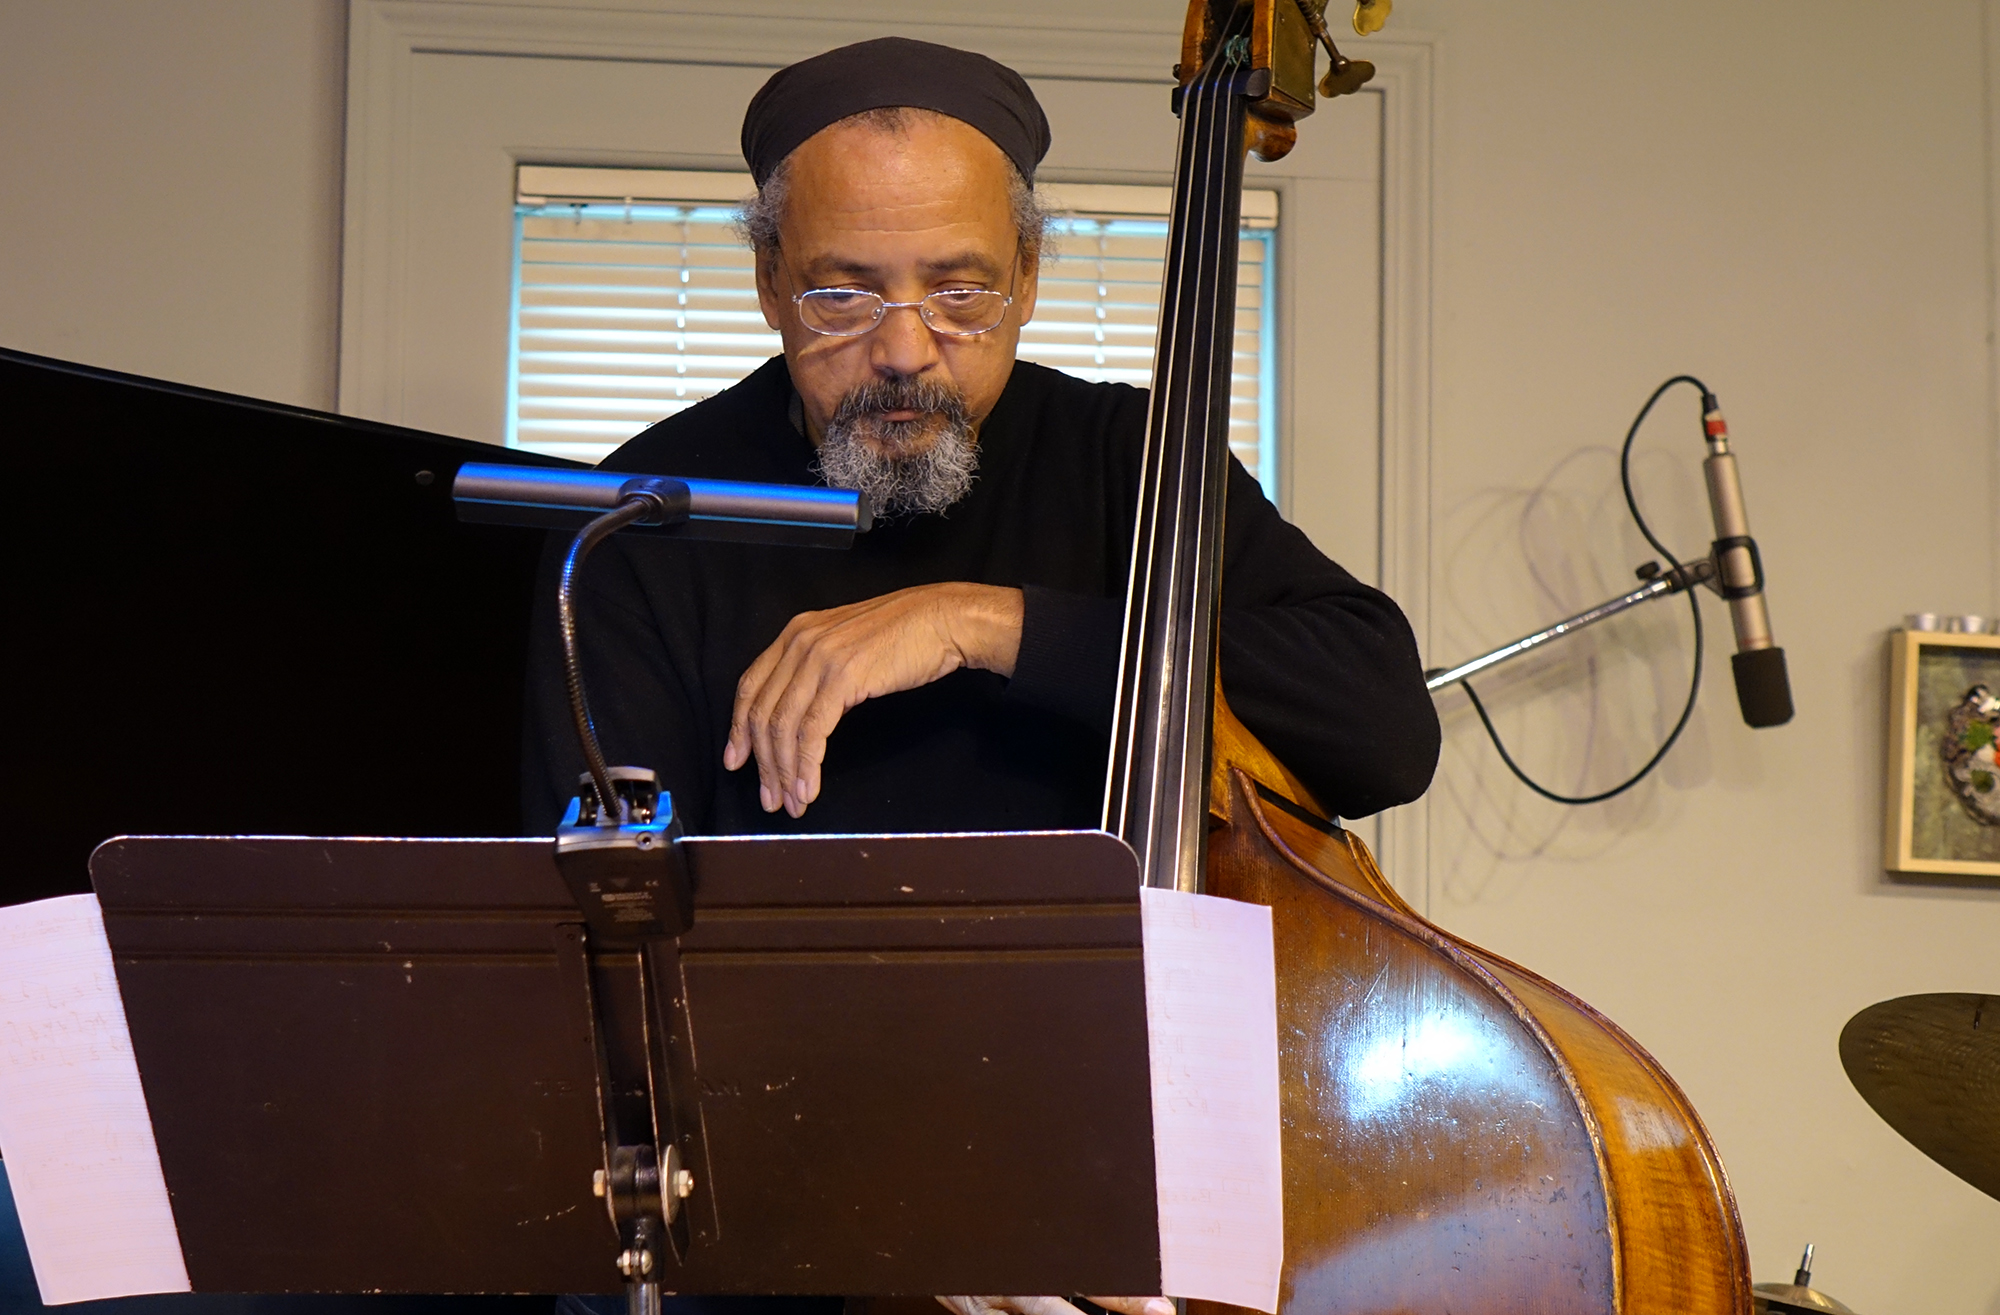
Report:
812,376,979,518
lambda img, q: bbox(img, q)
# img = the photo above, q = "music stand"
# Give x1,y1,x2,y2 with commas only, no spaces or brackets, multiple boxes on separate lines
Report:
89,829,1161,1298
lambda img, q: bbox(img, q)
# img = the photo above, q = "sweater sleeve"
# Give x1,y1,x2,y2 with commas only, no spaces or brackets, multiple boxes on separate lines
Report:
1003,456,1438,819
1216,458,1440,818
1003,584,1123,733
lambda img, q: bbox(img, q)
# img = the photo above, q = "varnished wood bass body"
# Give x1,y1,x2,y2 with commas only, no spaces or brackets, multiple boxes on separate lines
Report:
1107,4,1756,1309
1200,696,1751,1314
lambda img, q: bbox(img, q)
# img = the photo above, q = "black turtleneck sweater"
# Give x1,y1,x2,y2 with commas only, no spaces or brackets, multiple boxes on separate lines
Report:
523,356,1438,836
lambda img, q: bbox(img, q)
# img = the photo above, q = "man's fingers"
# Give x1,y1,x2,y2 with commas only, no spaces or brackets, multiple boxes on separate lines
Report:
746,625,824,810
726,628,794,778
775,679,851,816
725,586,1014,814
935,1301,1002,1315
1015,1301,1091,1315
769,633,865,814
790,684,851,808
1088,1300,1174,1315
765,659,840,816
752,609,879,814
933,1299,1097,1315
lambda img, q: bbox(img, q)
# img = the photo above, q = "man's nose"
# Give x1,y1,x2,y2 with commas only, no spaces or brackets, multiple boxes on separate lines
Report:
869,302,942,377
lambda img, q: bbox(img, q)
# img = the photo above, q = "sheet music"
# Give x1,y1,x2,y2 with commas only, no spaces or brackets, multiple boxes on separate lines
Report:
1140,887,1283,1315
0,894,189,1304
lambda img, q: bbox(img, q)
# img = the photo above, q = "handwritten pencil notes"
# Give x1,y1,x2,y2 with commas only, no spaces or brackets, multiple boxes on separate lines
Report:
0,895,188,1304
1140,887,1283,1315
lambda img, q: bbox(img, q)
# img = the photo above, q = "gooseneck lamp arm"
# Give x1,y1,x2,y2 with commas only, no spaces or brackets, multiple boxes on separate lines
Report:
557,492,670,825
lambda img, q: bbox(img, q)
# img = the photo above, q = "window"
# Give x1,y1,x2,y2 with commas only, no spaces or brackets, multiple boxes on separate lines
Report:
510,167,1279,496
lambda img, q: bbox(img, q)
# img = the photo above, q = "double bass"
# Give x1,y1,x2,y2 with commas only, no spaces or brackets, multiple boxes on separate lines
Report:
1109,3,1753,1311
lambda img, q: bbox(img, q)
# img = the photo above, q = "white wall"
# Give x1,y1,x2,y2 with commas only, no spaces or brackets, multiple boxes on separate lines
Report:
4,2,1999,1312
0,0,347,409
1396,5,2000,1312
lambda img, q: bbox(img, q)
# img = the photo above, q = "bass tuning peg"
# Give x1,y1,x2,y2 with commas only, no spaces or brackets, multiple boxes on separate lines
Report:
1353,0,1392,36
1319,56,1377,98
1293,0,1381,98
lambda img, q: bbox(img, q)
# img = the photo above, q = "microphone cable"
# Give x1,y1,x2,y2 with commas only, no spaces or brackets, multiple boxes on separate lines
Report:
1454,375,1709,805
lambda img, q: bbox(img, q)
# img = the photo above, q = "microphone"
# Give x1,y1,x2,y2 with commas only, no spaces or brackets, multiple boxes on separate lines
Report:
1699,391,1793,727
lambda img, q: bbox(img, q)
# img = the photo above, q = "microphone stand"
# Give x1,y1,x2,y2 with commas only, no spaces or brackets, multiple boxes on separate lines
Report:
1425,557,1716,693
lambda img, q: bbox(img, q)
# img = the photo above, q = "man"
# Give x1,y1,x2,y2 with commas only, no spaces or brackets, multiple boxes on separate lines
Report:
527,37,1438,1315
527,37,1439,840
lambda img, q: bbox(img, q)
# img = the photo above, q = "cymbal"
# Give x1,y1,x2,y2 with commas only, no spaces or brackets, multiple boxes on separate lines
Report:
1753,1281,1857,1314
1752,1245,1858,1315
1839,992,2000,1201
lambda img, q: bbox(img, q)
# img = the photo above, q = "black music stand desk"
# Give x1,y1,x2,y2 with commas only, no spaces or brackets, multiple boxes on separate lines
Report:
89,830,1160,1297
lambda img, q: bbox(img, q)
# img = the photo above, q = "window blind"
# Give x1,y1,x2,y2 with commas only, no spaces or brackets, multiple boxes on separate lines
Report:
510,168,1278,494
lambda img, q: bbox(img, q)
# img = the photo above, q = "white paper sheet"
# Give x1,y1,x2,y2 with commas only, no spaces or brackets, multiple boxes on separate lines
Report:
1140,886,1284,1314
0,894,189,1304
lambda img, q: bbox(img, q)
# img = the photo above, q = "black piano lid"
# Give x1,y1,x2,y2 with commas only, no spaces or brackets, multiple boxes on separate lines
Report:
2,345,569,903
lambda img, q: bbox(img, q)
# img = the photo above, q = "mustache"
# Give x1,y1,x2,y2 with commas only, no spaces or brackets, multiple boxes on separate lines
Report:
814,374,979,518
830,375,972,429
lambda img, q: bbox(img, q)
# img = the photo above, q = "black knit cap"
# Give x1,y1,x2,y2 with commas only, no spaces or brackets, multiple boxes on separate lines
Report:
740,37,1052,187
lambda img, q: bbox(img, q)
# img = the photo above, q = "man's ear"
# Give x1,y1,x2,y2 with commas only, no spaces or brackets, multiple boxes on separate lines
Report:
1014,247,1041,328
754,252,786,331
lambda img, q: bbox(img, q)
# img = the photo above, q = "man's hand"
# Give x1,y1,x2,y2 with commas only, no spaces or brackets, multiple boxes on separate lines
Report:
723,582,1024,817
935,1298,1173,1315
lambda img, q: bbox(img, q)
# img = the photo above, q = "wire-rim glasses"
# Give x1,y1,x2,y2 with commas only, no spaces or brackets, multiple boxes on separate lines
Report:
791,284,1015,338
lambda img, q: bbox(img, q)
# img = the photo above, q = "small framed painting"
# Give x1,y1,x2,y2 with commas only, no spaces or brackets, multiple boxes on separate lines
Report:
1886,629,2000,878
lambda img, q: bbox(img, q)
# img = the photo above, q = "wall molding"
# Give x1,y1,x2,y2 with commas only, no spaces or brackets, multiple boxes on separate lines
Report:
350,0,1188,80
1987,0,2000,616
1358,37,1434,909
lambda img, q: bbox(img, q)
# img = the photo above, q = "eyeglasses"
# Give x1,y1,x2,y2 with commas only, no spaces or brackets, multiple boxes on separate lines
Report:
789,257,1021,340
792,286,1014,337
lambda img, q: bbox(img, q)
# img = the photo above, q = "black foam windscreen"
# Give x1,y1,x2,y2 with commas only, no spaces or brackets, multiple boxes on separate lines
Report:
1730,646,1794,728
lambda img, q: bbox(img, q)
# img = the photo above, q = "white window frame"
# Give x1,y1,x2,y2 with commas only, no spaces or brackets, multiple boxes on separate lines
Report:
506,166,1284,494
